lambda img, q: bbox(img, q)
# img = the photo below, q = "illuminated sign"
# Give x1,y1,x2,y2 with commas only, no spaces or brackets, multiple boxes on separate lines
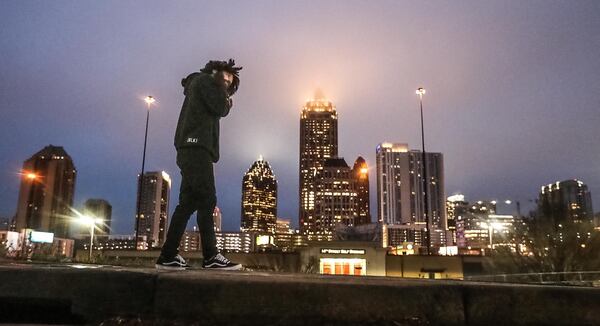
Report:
320,248,365,255
30,231,54,244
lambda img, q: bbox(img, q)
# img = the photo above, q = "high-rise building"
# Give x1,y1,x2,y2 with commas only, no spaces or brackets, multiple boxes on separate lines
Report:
456,213,516,250
312,158,358,240
180,227,201,252
216,232,254,253
83,199,112,236
299,90,338,237
376,143,446,247
449,195,517,250
446,194,468,244
352,156,371,225
213,207,222,232
276,218,293,234
15,145,76,238
241,156,277,233
539,179,594,223
135,171,171,249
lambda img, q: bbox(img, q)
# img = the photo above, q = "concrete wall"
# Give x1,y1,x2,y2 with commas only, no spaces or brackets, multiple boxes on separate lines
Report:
386,255,464,279
1,265,599,325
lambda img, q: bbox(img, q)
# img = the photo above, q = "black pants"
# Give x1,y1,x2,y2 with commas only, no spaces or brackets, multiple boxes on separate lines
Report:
160,147,217,259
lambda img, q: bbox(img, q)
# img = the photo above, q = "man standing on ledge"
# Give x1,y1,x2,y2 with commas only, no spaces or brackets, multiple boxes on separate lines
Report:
156,59,242,270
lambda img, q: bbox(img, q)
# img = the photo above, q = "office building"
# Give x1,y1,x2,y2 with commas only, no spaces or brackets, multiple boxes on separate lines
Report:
352,156,371,225
313,158,358,240
213,207,222,232
299,90,338,238
135,171,171,249
539,179,593,223
376,143,446,247
15,145,76,238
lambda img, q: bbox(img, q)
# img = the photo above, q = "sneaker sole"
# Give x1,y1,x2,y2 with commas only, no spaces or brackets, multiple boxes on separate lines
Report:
155,264,187,271
203,264,243,271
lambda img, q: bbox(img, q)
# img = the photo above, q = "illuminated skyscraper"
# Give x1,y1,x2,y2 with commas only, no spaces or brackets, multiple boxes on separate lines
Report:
15,145,76,238
539,179,593,223
376,143,446,247
352,156,371,225
446,194,468,245
299,90,338,238
135,171,171,248
241,156,277,233
313,158,357,240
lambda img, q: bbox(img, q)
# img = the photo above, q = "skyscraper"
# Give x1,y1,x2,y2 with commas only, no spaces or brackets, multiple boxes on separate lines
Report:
83,199,112,236
15,145,76,238
313,158,358,240
135,171,171,248
299,90,338,237
213,207,222,232
539,179,593,223
376,143,446,247
241,156,277,233
446,194,468,245
352,156,371,225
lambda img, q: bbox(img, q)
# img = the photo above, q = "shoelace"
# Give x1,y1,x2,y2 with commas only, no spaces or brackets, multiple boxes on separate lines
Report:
214,253,230,264
175,254,187,264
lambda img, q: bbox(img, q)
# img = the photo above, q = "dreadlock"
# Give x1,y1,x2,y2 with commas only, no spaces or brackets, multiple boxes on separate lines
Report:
200,58,242,77
200,59,242,95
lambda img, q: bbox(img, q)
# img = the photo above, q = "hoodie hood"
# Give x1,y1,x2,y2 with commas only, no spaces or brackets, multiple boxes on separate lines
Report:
181,72,202,95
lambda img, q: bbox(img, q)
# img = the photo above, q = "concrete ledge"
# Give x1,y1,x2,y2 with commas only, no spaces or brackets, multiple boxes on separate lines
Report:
0,263,599,325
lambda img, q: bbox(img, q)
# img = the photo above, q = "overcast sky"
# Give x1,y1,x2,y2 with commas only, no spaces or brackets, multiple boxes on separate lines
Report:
1,1,599,234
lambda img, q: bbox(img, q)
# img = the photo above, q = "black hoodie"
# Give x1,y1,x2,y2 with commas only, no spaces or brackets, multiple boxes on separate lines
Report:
174,72,232,162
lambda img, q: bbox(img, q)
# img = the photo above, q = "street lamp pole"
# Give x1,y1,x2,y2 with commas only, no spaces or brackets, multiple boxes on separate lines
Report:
135,96,155,250
416,87,431,255
89,220,95,261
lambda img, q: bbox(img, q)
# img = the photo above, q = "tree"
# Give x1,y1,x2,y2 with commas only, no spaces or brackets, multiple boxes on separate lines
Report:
491,211,600,274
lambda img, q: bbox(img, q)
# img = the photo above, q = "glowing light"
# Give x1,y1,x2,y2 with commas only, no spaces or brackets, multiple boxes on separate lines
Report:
416,87,426,96
26,173,37,180
505,200,512,204
447,194,465,202
144,96,156,106
360,168,368,174
491,222,504,230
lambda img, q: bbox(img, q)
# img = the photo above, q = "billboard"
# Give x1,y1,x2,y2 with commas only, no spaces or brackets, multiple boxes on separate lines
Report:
30,231,54,243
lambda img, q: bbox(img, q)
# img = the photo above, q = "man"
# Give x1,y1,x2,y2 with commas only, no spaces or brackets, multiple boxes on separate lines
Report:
156,59,242,270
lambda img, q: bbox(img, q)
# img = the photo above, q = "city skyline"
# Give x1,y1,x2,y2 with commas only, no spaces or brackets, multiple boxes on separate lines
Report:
1,1,599,234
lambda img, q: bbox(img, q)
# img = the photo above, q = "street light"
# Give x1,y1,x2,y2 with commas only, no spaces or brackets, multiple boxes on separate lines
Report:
135,95,155,250
481,221,505,249
78,215,103,261
416,87,431,255
25,172,37,180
